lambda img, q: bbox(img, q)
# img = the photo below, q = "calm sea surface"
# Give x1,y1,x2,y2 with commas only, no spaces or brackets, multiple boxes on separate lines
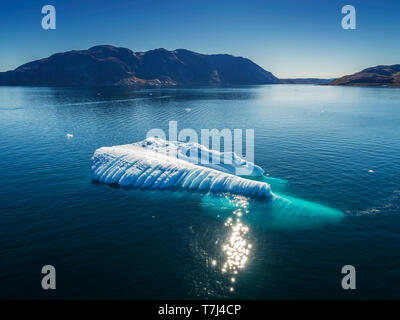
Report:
0,85,399,299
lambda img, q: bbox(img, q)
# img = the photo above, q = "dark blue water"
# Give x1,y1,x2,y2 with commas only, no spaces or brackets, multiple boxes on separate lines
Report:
0,85,399,299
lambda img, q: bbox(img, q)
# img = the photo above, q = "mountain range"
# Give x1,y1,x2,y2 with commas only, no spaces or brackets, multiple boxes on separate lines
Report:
328,65,400,87
2,45,397,88
0,45,281,87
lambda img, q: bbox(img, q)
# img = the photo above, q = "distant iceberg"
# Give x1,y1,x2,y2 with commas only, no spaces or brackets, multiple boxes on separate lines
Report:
91,138,271,198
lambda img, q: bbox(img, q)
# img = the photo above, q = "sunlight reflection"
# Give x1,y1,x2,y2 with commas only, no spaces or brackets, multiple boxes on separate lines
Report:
220,196,252,291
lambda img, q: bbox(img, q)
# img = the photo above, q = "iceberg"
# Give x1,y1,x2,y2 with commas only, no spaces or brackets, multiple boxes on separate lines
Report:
91,138,344,227
91,139,272,198
132,137,264,177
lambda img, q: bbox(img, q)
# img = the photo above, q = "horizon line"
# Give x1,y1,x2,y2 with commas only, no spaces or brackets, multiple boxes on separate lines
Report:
1,44,398,80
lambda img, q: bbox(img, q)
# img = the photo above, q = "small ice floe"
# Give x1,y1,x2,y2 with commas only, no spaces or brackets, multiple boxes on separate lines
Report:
66,133,74,139
368,169,374,173
185,107,191,112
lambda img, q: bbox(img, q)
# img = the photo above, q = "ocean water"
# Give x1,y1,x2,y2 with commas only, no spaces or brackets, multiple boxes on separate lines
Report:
0,85,399,299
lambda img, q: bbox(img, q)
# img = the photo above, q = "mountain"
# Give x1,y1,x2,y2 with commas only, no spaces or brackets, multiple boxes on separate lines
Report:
328,65,400,87
0,45,279,87
280,78,333,84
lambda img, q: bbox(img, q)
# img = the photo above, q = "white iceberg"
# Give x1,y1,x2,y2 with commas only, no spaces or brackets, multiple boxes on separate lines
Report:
91,138,271,198
132,137,264,177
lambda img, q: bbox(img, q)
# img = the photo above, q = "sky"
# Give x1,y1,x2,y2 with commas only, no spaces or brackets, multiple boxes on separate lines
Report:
0,0,399,78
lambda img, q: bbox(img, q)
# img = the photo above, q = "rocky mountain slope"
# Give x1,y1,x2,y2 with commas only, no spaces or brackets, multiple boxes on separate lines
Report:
0,45,280,87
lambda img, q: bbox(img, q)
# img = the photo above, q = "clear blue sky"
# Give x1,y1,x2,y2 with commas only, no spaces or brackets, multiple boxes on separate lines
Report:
1,0,399,78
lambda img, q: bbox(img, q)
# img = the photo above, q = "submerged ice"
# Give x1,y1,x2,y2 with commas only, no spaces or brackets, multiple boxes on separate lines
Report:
201,193,344,230
91,139,272,198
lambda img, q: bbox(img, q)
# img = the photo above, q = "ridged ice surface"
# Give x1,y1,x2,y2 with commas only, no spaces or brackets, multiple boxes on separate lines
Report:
133,137,264,177
91,142,272,198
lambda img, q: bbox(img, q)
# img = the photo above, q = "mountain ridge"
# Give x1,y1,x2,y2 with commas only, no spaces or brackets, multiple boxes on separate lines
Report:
0,45,280,87
327,64,400,87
